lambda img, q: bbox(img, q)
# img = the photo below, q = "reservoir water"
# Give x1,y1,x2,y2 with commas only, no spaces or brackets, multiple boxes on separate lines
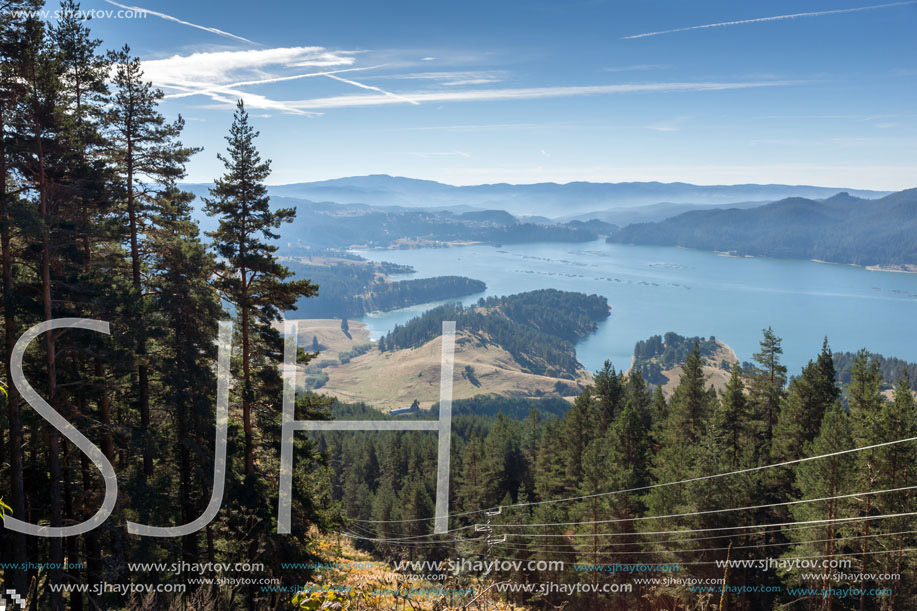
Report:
351,240,917,377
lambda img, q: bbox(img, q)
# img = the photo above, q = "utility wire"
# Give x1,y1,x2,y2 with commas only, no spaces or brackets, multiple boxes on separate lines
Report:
345,435,917,524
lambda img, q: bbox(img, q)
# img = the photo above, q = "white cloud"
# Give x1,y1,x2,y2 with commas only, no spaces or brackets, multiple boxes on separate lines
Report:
142,47,411,115
103,0,258,45
622,1,917,39
143,47,354,87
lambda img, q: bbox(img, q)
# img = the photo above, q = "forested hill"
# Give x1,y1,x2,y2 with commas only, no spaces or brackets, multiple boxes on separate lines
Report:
631,332,728,385
380,289,610,379
606,188,917,267
833,350,917,391
199,197,614,250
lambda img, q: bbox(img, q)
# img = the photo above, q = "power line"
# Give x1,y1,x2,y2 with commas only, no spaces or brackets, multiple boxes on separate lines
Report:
471,521,822,550
492,528,917,556
345,435,917,524
336,530,485,545
491,546,917,568
344,485,917,538
498,510,917,538
489,485,917,528
337,511,917,547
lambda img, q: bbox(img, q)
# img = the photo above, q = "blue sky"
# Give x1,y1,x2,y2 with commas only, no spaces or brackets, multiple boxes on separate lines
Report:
78,0,917,188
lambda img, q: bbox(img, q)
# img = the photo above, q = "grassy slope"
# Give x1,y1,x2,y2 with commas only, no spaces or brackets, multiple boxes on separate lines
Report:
656,340,739,399
291,319,589,411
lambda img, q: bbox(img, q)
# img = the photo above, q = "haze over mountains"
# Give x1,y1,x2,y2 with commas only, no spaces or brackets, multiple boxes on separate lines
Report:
608,189,917,267
180,176,917,266
182,175,889,219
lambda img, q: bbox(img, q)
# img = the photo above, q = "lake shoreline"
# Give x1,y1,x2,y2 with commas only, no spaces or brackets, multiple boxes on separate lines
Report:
352,240,917,378
364,241,917,275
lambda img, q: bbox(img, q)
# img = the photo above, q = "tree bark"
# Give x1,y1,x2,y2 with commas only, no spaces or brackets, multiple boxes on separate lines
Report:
126,139,153,480
32,78,64,609
1,98,29,595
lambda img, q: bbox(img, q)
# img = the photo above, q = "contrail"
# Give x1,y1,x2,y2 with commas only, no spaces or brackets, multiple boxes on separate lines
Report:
622,1,917,39
324,73,420,105
162,65,384,100
103,0,258,45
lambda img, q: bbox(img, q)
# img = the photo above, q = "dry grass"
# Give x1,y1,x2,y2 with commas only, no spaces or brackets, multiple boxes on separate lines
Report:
286,319,590,412
286,318,372,360
659,340,739,399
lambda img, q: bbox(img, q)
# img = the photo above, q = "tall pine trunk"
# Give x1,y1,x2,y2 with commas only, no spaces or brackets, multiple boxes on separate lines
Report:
126,147,153,480
242,280,253,476
35,107,64,611
1,96,29,596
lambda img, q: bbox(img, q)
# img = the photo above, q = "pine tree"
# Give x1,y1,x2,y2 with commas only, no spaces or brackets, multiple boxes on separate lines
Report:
534,419,568,502
871,374,917,609
481,414,523,505
748,327,787,460
647,342,714,517
649,383,667,449
662,341,713,443
559,389,596,491
576,435,615,604
10,14,71,604
456,435,488,512
846,349,889,609
624,369,653,431
204,100,317,477
714,364,749,471
593,360,624,428
147,185,221,563
0,1,42,593
106,45,199,480
774,339,840,463
792,401,855,611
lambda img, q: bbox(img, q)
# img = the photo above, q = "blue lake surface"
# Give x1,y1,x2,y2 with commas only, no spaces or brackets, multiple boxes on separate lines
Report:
351,240,917,377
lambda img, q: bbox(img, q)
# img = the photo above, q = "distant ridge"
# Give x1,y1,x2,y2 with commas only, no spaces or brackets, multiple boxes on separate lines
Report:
607,188,917,267
181,174,889,217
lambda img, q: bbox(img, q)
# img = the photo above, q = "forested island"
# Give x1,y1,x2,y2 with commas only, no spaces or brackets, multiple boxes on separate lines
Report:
284,256,486,318
607,189,917,267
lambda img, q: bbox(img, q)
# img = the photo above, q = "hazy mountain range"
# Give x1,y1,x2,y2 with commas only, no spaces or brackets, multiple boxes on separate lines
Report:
180,177,914,266
608,189,917,267
182,175,889,219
